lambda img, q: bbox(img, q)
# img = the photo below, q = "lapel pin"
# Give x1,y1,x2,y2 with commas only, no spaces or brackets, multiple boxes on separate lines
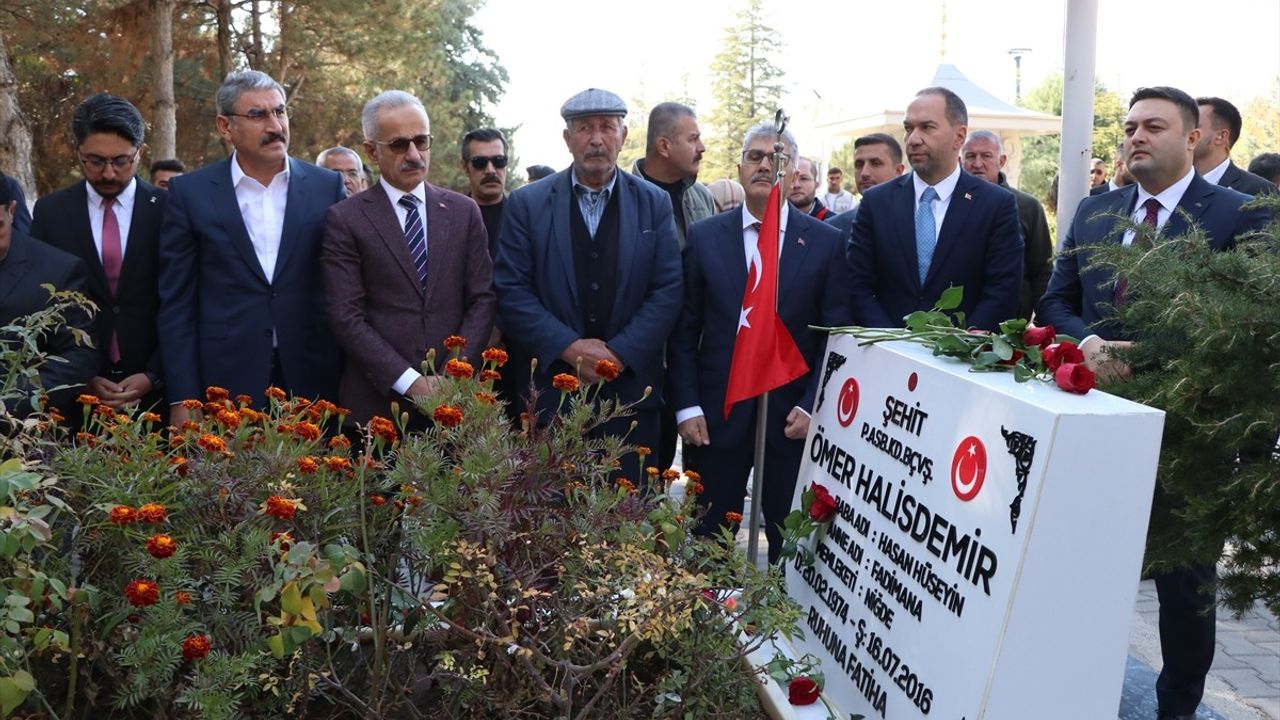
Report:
437,202,446,209
964,192,973,201
150,196,157,203
798,237,806,246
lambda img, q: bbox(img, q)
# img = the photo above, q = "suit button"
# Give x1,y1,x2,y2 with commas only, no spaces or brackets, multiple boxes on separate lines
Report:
589,314,598,323
112,306,121,314
271,291,278,298
590,282,599,291
590,251,599,260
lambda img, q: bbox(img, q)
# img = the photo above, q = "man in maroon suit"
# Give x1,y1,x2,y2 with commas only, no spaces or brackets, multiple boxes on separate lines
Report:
321,90,495,425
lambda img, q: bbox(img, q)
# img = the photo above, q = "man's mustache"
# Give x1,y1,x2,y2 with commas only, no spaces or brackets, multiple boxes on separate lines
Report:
399,159,426,172
260,132,286,146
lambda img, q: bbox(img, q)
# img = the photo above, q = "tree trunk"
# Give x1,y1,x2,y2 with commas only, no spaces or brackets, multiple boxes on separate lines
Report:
216,0,232,81
0,28,36,203
150,0,177,161
248,0,263,69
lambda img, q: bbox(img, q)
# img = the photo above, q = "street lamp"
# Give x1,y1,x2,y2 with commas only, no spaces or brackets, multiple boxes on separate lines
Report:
1008,48,1032,105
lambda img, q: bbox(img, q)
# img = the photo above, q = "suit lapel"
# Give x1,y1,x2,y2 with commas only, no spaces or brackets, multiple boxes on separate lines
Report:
551,174,578,307
778,209,806,295
275,158,305,282
122,181,161,285
612,174,638,311
893,175,920,288
925,172,977,286
363,183,423,296
1165,175,1215,239
210,158,268,285
66,183,109,299
0,237,32,308
726,208,749,295
422,184,450,304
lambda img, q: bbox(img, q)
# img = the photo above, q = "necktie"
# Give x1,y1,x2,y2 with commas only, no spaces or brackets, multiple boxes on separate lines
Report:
398,194,428,289
915,186,939,285
1114,198,1161,307
101,197,123,364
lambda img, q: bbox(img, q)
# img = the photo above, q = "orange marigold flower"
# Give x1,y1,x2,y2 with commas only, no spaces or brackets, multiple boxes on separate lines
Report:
368,416,397,444
175,591,192,605
181,634,212,661
481,347,509,367
95,404,115,419
445,358,475,379
264,495,298,521
474,391,497,405
169,456,189,477
689,482,705,496
180,421,200,432
323,455,352,472
197,434,226,453
335,407,352,417
138,503,167,524
552,373,580,393
661,468,681,481
616,478,636,493
294,422,322,441
239,407,262,424
140,412,161,424
265,386,287,402
275,422,295,435
480,369,502,383
48,407,66,424
646,466,660,478
215,410,240,429
109,505,137,525
270,531,293,551
296,456,320,474
443,335,467,351
235,393,254,407
684,470,702,483
369,494,387,506
205,386,230,403
724,511,744,524
328,435,351,449
146,534,178,559
76,394,99,406
311,399,337,415
180,399,203,410
637,446,652,458
595,358,620,381
75,432,97,447
292,397,312,410
124,579,160,607
432,404,464,428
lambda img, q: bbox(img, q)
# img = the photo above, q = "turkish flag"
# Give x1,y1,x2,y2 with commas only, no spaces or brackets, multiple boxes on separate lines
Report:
723,184,810,419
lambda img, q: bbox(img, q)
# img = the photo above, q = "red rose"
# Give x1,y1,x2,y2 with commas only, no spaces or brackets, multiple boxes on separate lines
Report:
1022,325,1056,349
787,676,820,705
1054,363,1096,394
1042,342,1085,371
808,483,838,523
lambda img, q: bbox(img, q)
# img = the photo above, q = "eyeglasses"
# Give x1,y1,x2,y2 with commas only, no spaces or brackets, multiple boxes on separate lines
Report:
742,149,791,167
1090,169,1104,175
374,134,433,154
80,151,140,172
468,154,508,170
223,107,288,123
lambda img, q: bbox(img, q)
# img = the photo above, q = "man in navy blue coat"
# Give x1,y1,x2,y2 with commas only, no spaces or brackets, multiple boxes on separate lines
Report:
494,89,682,456
848,87,1022,331
1038,86,1270,720
158,70,345,422
668,122,852,564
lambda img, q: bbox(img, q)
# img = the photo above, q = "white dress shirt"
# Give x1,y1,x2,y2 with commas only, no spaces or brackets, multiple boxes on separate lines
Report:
229,152,289,283
86,177,136,261
380,178,431,396
1201,157,1231,187
1122,167,1196,247
911,164,962,241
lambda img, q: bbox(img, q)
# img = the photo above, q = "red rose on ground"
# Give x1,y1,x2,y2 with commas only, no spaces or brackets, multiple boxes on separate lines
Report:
1054,363,1096,394
788,676,820,705
1042,342,1085,371
1023,325,1056,349
808,483,838,523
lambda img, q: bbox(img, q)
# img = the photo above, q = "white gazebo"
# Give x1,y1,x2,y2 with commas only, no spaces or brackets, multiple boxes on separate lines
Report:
805,63,1061,188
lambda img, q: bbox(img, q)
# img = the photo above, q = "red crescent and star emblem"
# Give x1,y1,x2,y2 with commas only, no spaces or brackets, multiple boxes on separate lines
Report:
951,436,987,501
836,378,859,427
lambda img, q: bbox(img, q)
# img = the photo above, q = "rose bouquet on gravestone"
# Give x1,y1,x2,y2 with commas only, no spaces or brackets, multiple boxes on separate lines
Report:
824,286,1096,394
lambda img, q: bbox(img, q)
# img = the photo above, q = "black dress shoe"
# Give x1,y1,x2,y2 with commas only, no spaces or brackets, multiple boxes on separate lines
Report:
1157,714,1196,720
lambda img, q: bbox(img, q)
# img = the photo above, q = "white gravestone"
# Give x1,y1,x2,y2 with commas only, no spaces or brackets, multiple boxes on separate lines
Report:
782,338,1164,719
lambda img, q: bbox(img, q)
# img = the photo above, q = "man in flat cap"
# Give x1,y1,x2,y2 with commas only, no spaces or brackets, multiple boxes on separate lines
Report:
494,88,682,465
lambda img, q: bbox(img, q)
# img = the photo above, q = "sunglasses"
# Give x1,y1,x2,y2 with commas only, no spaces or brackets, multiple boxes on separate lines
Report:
373,134,433,154
468,154,508,170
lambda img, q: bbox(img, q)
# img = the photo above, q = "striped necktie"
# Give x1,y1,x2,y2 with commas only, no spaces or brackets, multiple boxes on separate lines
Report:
398,194,428,289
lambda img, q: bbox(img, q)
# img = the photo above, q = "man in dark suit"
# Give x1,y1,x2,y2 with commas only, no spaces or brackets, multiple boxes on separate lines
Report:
669,122,851,563
0,173,31,237
30,93,166,416
960,130,1053,320
848,86,1022,332
321,91,494,425
1038,86,1269,720
826,133,905,243
1193,96,1277,197
1089,144,1134,196
494,88,682,456
0,181,96,416
158,70,345,423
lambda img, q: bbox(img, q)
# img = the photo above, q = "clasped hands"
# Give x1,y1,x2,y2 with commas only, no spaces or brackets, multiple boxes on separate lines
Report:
561,338,624,383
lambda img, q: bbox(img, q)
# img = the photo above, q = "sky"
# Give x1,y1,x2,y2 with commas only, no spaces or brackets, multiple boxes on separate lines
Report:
472,0,1280,178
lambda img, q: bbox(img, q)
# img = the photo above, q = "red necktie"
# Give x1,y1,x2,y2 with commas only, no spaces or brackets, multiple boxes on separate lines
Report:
101,197,122,364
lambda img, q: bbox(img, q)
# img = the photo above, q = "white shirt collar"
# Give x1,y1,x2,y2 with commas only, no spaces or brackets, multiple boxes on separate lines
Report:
230,151,290,188
1135,166,1197,215
570,167,618,195
85,176,137,211
911,164,962,202
741,198,791,234
1201,157,1232,186
380,177,426,207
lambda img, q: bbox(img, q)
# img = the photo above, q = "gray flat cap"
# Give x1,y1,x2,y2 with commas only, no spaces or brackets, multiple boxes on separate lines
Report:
560,88,627,121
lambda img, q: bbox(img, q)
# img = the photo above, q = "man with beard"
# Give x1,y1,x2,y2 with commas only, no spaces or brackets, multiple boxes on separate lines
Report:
316,147,368,198
1193,96,1276,197
159,70,345,421
30,93,167,416
630,102,715,249
1091,143,1135,196
848,87,1022,331
826,133,905,242
788,157,831,220
322,91,495,426
460,127,510,258
494,88,682,463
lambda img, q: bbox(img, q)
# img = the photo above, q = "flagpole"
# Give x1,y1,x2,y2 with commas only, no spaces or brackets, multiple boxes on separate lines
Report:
746,109,790,568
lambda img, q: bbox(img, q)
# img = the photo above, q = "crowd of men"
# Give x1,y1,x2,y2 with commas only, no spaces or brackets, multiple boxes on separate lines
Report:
1,70,1276,720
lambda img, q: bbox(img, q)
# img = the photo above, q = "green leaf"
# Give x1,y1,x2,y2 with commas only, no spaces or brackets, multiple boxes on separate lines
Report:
0,671,34,716
286,625,313,644
991,335,1014,361
974,351,1003,368
266,633,286,659
280,582,302,616
338,569,366,595
933,334,972,356
935,285,964,311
